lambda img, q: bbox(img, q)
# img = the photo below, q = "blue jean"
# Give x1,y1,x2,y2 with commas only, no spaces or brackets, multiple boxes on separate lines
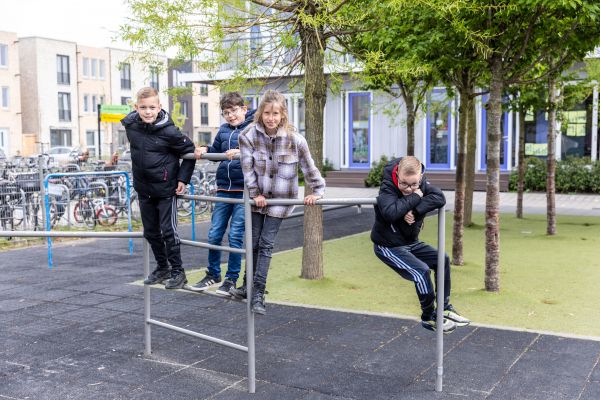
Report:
251,212,283,290
207,191,245,281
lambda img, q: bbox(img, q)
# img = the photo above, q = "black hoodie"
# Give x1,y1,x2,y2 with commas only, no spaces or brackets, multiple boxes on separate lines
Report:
370,158,446,247
121,110,196,198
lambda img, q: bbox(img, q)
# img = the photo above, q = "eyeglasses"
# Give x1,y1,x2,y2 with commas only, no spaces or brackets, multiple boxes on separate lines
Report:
398,181,420,189
221,107,241,118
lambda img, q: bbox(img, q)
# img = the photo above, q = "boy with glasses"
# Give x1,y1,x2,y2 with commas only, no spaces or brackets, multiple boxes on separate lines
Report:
371,156,470,333
189,92,255,295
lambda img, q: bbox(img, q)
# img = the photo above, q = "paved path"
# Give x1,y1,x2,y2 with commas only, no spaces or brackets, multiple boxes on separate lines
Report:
1,205,599,399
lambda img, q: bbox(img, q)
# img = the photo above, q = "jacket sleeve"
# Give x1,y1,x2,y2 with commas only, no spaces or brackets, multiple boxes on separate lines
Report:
376,179,422,225
166,128,196,184
238,130,260,198
413,177,446,217
297,136,325,197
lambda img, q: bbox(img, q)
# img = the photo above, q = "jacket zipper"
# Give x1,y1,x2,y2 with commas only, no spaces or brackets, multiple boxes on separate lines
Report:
226,128,236,190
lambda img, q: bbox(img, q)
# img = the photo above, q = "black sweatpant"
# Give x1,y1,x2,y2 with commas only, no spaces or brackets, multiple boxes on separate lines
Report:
138,195,183,272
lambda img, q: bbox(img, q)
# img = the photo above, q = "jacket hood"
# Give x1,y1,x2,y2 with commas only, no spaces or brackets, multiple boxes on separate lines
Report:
121,109,174,131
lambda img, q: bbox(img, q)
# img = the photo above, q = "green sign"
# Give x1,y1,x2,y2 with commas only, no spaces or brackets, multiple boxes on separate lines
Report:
100,104,131,123
525,143,548,156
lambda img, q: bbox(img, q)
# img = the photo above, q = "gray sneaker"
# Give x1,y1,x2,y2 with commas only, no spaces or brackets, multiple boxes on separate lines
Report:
215,279,235,296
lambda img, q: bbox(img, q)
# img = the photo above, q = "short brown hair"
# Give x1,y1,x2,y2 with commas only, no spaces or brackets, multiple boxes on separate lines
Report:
398,156,422,176
220,92,245,110
136,87,159,101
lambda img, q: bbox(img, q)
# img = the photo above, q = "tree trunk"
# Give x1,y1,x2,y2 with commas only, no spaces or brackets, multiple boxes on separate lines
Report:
452,84,470,266
516,105,526,219
463,93,477,226
484,56,503,292
405,93,415,155
300,24,326,280
546,78,557,235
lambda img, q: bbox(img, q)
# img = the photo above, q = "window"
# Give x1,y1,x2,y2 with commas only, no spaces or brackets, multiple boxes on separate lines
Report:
1,87,8,109
0,128,7,152
57,55,70,84
348,92,371,168
426,90,452,167
99,60,105,79
181,100,188,117
82,57,89,77
99,95,105,105
121,96,131,106
92,95,98,113
83,94,89,112
200,102,209,126
91,58,98,78
199,83,208,96
149,66,159,90
50,129,72,147
0,44,7,67
120,63,131,90
58,92,71,121
197,131,211,145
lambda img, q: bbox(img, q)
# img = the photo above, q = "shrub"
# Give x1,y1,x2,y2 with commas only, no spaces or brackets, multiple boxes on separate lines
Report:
365,155,391,187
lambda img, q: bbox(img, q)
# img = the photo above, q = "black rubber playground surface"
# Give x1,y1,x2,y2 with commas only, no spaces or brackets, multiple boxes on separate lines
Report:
1,207,599,399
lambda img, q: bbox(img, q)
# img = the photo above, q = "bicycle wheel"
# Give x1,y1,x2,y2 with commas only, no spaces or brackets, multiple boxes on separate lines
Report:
74,199,95,227
177,196,193,217
96,205,117,226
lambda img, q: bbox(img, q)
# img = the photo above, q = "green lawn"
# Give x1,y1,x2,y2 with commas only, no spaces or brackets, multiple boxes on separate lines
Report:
254,213,600,337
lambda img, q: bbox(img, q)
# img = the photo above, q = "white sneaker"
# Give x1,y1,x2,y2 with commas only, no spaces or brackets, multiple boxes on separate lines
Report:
444,305,471,327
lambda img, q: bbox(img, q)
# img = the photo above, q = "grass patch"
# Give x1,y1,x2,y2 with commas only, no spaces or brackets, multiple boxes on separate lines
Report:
261,213,600,337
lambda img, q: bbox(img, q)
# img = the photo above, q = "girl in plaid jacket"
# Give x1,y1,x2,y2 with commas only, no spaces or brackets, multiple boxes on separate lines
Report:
232,90,325,315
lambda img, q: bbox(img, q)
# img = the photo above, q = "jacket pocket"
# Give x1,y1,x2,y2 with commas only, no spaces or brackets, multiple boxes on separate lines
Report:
277,154,298,179
252,151,267,175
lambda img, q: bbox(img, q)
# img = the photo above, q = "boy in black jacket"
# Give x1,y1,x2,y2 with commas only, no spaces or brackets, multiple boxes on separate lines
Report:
371,156,469,333
122,87,196,289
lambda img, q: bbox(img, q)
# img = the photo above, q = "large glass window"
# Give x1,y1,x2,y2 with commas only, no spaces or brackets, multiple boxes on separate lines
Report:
50,129,72,147
0,44,7,67
150,66,159,90
199,84,208,96
200,102,209,126
120,63,131,90
348,92,371,168
57,55,70,84
197,131,211,145
82,57,89,77
91,58,98,78
58,92,71,122
99,60,105,79
426,90,451,167
561,97,593,159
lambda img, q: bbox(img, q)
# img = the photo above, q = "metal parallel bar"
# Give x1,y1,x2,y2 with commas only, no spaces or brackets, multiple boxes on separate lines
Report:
124,173,134,255
244,188,256,393
143,240,151,356
0,231,144,238
179,239,245,254
147,319,248,352
435,205,446,392
179,194,378,207
181,153,239,161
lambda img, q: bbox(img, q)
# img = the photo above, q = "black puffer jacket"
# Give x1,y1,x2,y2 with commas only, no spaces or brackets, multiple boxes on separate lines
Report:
122,110,196,198
370,158,446,247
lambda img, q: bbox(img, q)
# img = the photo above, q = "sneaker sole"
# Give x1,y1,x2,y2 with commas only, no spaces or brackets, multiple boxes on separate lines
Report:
165,280,188,290
251,307,266,315
215,289,233,296
421,321,456,334
185,285,213,292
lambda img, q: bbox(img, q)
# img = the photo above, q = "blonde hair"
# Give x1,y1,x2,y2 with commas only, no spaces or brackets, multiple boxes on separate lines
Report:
398,156,422,176
136,87,159,101
254,90,296,136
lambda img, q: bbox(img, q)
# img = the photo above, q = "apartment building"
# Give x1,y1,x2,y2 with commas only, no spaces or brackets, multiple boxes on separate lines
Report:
0,31,22,157
109,48,168,153
169,61,220,145
77,45,111,157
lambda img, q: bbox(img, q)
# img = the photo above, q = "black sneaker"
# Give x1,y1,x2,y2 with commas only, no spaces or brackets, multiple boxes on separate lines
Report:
165,270,187,289
230,285,247,300
251,290,266,315
215,279,235,296
187,272,221,292
143,268,170,285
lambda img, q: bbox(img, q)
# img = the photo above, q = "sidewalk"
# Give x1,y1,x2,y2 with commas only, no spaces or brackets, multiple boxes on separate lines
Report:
1,207,599,399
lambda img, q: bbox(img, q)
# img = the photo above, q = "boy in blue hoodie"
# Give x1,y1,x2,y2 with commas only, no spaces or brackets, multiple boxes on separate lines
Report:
122,87,196,289
189,92,255,295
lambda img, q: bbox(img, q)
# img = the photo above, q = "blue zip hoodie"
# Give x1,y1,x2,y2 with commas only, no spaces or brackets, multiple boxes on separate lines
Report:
205,109,256,191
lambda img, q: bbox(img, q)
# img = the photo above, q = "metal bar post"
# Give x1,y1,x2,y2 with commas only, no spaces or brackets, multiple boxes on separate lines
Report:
243,188,256,393
143,239,152,356
435,205,446,392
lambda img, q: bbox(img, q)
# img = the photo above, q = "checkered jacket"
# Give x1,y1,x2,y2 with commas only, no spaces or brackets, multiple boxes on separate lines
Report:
239,123,326,218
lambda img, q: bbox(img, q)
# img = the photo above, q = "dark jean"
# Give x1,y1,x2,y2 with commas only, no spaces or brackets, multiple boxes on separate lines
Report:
250,212,283,290
207,191,245,282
